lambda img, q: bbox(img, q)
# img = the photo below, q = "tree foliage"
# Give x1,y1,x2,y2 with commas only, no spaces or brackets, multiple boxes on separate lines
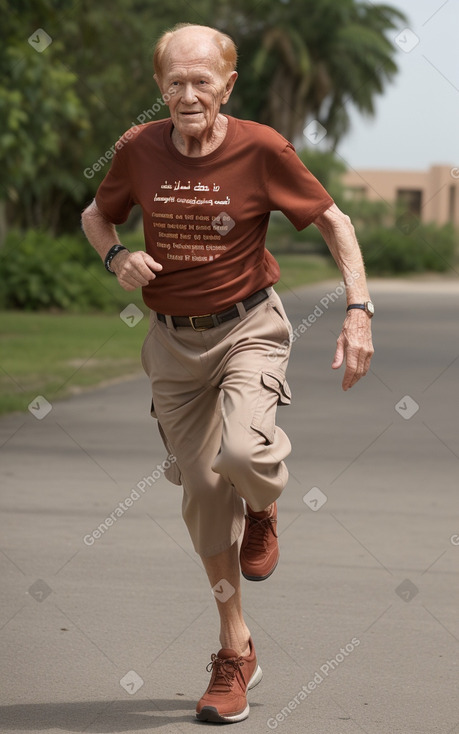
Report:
227,0,406,144
0,0,406,237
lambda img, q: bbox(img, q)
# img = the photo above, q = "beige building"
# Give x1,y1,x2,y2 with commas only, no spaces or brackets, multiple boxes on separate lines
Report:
342,164,459,227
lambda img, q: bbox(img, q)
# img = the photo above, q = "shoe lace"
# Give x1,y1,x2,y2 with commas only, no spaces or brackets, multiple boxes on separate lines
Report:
245,514,277,553
206,654,245,693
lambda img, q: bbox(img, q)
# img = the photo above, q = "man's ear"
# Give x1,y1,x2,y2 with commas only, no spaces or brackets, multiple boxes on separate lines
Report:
154,73,172,106
221,71,238,105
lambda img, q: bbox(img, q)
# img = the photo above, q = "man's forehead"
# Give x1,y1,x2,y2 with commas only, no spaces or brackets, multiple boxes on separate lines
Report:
163,30,222,70
164,57,218,78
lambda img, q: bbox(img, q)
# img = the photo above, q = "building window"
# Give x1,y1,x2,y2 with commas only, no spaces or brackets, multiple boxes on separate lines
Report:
396,189,422,217
449,185,456,223
345,185,367,200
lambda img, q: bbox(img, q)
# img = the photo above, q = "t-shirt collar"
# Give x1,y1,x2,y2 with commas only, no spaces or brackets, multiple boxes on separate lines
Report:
163,115,236,166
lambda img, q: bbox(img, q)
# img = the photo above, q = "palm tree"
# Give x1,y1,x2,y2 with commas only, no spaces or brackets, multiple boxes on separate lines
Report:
222,0,406,146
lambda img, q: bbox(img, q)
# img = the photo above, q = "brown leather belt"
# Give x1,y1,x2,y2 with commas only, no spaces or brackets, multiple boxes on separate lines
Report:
156,288,269,331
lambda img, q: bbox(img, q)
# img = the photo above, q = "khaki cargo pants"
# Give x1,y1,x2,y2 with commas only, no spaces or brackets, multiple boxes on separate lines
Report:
141,288,292,557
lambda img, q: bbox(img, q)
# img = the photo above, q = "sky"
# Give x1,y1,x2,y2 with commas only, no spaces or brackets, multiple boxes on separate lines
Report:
335,0,459,171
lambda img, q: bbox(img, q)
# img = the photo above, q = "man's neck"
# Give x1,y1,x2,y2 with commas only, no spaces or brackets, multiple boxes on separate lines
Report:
171,114,228,157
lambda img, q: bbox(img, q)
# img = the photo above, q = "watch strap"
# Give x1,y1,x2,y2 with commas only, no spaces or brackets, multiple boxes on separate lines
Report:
346,304,367,312
347,301,374,317
104,244,128,273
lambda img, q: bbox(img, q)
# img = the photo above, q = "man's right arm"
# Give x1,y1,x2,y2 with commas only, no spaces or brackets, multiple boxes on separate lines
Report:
81,200,162,292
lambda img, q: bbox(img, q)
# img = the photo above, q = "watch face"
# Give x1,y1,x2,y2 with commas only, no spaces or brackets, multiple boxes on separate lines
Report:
366,301,375,315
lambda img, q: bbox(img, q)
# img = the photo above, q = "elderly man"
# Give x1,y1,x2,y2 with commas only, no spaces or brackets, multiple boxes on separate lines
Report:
82,23,374,724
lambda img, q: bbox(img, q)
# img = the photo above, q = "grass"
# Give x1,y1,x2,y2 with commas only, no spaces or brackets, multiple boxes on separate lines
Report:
0,310,149,416
0,253,339,416
274,253,340,291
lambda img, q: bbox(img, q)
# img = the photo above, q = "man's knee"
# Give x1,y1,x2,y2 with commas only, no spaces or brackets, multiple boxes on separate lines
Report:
212,431,257,480
212,426,290,483
212,427,291,511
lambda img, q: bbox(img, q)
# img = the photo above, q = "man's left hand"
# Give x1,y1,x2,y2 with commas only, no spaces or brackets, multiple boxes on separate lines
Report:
332,310,374,391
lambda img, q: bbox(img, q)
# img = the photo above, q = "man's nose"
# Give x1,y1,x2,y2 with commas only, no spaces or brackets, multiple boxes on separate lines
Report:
182,82,197,104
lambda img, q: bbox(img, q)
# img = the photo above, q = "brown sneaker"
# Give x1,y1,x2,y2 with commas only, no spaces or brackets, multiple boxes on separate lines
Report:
240,502,279,581
196,637,262,723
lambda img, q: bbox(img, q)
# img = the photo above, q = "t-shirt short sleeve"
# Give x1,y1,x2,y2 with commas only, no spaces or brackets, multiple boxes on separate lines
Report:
95,141,136,224
266,142,333,231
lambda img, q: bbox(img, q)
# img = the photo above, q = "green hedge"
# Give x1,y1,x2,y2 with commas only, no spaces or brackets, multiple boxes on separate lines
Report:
0,222,456,312
0,230,125,311
265,212,457,274
359,221,457,275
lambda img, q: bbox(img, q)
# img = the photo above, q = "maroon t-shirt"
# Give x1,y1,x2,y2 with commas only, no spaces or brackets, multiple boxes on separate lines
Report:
95,116,333,315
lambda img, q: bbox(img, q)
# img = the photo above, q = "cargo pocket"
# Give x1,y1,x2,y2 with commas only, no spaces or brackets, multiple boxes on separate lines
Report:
250,371,292,445
150,398,182,486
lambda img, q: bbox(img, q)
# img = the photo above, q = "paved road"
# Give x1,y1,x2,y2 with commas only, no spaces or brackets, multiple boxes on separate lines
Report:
1,278,459,734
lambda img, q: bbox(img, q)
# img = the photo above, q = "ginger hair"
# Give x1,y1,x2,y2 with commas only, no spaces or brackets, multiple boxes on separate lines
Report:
154,23,237,81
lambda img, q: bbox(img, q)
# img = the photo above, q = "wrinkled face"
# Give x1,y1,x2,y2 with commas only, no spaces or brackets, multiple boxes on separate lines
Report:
156,30,237,141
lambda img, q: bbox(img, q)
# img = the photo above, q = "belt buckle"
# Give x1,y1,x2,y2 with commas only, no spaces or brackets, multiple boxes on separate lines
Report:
189,314,214,331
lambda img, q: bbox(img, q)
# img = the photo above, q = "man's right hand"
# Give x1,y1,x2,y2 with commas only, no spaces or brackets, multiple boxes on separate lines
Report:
111,250,163,291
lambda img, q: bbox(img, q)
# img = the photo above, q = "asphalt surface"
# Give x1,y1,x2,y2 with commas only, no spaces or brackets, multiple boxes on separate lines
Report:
1,278,459,734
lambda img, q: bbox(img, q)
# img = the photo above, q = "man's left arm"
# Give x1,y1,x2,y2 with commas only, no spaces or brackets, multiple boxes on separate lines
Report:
313,203,374,391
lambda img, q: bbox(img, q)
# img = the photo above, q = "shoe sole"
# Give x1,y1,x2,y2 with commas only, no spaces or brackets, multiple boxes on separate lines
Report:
196,664,263,723
241,557,279,582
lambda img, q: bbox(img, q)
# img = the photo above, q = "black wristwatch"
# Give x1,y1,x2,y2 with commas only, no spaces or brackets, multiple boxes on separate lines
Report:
104,244,128,274
346,301,375,318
